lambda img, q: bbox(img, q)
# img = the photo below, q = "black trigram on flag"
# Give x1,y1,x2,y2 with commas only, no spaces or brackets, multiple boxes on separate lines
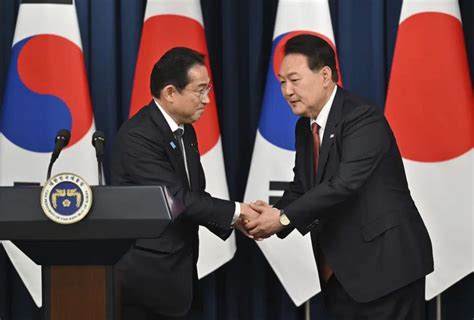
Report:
268,181,290,205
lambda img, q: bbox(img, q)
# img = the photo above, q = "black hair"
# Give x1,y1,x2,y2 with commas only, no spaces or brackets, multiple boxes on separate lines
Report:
284,34,338,82
150,47,205,97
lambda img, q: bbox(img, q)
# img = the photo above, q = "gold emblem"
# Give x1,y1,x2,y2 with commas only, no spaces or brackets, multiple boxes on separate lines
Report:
41,173,93,224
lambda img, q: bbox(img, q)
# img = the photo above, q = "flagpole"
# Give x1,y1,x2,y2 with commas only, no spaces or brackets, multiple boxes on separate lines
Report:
304,300,310,320
436,294,442,320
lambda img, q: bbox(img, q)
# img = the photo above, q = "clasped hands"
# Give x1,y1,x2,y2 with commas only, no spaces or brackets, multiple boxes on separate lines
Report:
234,201,284,240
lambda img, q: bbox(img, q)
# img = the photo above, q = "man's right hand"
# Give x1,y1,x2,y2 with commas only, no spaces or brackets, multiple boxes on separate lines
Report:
240,202,260,222
234,203,261,239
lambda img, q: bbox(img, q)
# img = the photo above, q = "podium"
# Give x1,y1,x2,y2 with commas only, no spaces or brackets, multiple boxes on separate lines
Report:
0,185,176,320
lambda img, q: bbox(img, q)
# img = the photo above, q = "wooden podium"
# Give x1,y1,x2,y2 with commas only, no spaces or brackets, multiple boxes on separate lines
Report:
0,185,175,320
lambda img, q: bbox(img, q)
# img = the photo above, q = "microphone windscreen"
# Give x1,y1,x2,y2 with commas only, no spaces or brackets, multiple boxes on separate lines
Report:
92,130,105,147
56,129,71,145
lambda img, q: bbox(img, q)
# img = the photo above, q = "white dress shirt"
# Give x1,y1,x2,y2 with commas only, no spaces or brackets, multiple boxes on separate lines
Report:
310,85,337,146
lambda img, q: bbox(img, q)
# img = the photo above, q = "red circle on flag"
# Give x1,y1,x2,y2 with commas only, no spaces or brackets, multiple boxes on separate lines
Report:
129,15,220,155
385,13,473,162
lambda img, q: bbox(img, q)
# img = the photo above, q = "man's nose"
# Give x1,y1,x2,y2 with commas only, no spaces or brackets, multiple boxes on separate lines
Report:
202,92,211,104
283,83,294,97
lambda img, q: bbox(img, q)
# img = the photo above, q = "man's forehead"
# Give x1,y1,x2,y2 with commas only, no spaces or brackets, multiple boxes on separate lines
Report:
279,54,310,76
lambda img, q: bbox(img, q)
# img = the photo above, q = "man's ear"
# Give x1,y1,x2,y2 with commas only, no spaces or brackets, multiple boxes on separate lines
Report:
162,85,176,102
321,66,333,86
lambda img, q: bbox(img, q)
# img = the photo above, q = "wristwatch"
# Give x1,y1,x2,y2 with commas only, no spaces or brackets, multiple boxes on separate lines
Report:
279,209,291,226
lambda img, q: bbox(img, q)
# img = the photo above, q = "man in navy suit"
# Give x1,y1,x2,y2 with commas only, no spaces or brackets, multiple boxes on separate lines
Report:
111,47,256,320
247,34,433,319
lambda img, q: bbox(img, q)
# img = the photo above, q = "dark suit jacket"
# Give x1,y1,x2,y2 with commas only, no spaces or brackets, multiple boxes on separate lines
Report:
110,101,235,316
277,87,433,303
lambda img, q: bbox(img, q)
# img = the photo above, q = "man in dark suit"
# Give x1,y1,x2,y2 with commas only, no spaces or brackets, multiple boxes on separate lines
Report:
247,34,434,319
111,47,256,320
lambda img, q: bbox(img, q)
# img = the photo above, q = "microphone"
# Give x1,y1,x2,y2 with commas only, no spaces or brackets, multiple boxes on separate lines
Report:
47,129,71,180
92,131,105,161
92,131,106,186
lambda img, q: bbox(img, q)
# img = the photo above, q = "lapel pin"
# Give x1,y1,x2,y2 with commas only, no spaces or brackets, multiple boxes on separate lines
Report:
330,133,335,139
170,141,177,149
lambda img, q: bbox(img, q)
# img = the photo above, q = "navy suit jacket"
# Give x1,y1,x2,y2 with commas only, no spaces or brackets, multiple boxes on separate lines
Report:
277,87,433,302
111,101,235,316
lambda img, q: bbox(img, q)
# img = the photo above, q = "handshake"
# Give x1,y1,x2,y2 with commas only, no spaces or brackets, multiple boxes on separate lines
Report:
234,201,286,240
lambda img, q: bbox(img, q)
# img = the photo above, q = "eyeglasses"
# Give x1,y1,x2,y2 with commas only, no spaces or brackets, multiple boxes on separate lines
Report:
182,83,212,101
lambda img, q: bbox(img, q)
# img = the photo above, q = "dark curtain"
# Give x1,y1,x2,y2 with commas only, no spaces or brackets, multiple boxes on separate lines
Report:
0,0,473,319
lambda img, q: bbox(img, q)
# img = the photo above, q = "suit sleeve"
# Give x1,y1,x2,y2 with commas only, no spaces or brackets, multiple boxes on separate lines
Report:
118,128,235,240
284,104,391,235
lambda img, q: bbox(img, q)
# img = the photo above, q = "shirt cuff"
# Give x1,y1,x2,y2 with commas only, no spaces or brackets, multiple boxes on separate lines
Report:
231,202,241,225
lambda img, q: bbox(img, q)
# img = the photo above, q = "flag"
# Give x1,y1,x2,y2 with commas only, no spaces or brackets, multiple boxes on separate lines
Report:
129,0,235,278
385,0,473,300
0,0,98,307
244,0,342,306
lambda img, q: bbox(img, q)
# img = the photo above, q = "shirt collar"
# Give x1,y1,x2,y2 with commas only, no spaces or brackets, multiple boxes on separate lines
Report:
153,99,184,133
310,85,337,130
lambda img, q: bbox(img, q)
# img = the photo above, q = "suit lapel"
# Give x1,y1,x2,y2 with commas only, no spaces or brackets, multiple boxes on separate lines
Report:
300,118,316,188
148,101,189,187
315,87,343,185
183,125,200,191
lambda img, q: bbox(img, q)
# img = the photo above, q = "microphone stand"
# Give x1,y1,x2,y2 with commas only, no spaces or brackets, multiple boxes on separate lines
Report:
47,162,54,180
92,132,105,186
97,157,104,186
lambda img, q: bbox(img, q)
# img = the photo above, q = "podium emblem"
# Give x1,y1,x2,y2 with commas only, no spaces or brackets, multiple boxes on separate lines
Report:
41,173,93,224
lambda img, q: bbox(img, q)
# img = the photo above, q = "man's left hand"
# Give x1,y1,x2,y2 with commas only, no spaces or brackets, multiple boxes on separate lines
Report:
245,203,283,239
